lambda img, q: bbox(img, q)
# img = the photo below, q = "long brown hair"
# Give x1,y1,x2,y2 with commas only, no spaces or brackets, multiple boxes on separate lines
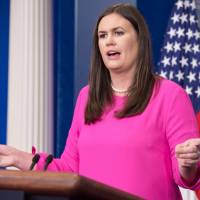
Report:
85,3,155,124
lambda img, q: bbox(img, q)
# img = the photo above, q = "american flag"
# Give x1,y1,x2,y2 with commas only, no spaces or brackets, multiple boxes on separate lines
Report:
157,0,200,112
157,0,200,199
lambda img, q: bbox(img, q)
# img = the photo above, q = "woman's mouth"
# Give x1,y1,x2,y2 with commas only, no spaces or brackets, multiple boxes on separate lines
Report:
106,50,121,60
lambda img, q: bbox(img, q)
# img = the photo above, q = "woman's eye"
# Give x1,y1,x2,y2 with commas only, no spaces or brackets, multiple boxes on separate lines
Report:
115,31,124,36
98,33,107,39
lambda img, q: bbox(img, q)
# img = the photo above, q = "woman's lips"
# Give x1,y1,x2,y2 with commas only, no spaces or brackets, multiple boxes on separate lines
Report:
106,50,121,60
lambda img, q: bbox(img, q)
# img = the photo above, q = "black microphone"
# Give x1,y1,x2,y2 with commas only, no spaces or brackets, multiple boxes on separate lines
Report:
29,154,40,170
43,154,53,171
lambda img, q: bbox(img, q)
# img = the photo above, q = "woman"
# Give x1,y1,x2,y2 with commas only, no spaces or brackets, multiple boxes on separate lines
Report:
0,3,200,200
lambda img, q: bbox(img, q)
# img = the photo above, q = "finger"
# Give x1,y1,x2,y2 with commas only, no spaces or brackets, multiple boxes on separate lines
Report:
0,156,14,167
176,152,200,160
183,159,200,166
176,139,200,150
180,139,200,151
0,145,16,156
178,158,200,167
0,145,9,155
175,145,198,154
184,138,200,146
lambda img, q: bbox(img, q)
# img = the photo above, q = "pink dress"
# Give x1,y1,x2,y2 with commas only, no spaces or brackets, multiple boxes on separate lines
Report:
36,78,200,200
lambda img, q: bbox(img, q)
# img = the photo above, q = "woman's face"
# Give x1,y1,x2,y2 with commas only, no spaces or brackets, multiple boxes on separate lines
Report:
98,13,139,75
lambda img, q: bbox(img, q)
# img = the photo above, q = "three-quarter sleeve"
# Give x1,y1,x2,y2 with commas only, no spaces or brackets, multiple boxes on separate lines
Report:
166,86,200,189
36,88,84,172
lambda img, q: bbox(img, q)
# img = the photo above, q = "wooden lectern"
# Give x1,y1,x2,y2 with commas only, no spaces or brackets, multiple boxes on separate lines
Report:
0,170,143,200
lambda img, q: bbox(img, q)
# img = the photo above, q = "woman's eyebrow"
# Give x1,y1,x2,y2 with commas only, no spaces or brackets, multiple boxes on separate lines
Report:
98,26,125,33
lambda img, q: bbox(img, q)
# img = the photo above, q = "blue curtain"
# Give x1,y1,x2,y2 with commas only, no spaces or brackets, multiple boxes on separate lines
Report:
137,0,174,71
53,0,75,157
0,0,9,144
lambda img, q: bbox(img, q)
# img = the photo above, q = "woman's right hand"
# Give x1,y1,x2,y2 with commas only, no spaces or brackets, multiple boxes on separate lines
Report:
0,144,34,170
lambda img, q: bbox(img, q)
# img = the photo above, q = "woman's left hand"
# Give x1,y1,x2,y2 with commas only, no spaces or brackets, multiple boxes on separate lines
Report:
175,138,200,183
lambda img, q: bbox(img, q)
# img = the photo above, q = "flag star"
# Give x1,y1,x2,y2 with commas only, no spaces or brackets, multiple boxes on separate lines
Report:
171,13,180,24
184,0,190,8
176,0,184,9
187,72,196,82
191,58,198,68
194,31,200,40
186,28,193,39
180,14,188,24
173,42,181,52
195,87,200,97
180,56,188,67
189,15,196,24
175,70,184,81
183,43,192,53
167,28,176,38
160,70,167,78
177,27,185,38
190,1,196,10
164,42,173,53
171,56,177,66
185,85,193,95
192,44,200,54
161,56,170,67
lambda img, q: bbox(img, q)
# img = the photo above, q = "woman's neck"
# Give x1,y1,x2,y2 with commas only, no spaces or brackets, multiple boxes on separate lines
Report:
110,74,133,96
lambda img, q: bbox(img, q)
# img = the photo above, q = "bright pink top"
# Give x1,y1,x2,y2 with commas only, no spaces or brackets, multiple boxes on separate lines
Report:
37,78,200,200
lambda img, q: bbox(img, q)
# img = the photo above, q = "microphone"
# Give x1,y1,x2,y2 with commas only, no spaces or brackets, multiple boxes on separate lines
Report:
43,154,53,171
29,154,40,170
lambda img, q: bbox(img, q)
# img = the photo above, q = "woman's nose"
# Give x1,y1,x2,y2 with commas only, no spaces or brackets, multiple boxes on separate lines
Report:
106,35,116,46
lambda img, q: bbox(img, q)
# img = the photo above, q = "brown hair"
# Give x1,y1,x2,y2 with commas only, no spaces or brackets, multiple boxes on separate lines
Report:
85,3,155,124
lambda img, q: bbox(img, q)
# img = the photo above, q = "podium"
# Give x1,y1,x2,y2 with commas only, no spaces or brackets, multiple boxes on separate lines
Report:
0,170,143,200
